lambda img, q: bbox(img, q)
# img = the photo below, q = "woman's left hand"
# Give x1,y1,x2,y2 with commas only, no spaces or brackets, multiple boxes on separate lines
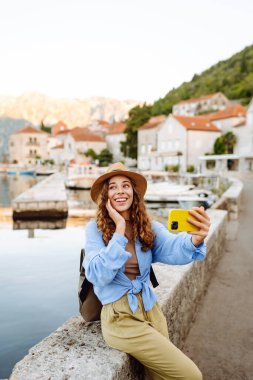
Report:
187,206,211,246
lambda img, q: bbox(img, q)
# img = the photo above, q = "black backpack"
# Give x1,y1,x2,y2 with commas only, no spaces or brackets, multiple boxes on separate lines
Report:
78,249,159,322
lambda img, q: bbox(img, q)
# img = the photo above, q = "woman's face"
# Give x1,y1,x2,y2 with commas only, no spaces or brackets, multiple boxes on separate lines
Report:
108,175,134,216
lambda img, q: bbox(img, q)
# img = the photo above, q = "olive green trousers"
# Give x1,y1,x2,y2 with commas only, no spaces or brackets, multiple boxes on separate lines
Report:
101,292,202,380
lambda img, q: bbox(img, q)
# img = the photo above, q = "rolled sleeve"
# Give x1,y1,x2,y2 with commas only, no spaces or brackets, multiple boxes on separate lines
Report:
182,236,206,261
84,220,131,286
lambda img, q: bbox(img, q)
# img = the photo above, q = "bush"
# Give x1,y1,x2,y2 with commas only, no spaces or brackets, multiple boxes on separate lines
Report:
164,164,179,172
187,165,195,173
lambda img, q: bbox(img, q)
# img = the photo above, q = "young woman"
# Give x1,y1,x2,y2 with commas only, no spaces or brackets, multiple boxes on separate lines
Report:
84,162,211,380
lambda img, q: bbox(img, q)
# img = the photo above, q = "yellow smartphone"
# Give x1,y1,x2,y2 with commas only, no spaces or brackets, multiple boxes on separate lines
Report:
168,209,200,233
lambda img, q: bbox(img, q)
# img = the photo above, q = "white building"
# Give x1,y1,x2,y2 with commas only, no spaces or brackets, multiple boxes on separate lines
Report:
199,99,253,173
209,104,246,133
172,92,229,116
137,116,166,170
105,122,126,162
9,126,48,165
138,115,220,171
59,127,106,164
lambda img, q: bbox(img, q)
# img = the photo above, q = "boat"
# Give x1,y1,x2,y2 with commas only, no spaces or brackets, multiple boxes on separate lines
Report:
65,164,107,190
6,165,35,176
178,194,217,209
145,181,217,208
144,181,195,202
35,167,58,176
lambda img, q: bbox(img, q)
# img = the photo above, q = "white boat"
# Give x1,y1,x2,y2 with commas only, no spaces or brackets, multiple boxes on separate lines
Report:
145,181,195,202
178,194,217,209
36,168,58,176
145,181,217,208
65,164,107,190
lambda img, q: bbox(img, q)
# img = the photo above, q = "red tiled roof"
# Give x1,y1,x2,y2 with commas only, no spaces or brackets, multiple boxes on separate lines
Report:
52,121,68,129
233,120,246,128
51,143,64,150
140,115,166,130
70,127,105,142
107,122,126,135
52,121,68,136
14,126,47,134
56,129,71,135
175,92,225,106
207,104,246,121
98,120,111,127
173,115,220,132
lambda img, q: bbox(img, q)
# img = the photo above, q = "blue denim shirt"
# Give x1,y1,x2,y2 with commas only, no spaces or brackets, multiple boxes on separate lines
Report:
84,219,206,313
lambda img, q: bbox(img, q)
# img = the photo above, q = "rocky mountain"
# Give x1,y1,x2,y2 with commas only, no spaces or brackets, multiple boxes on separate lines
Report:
0,93,140,128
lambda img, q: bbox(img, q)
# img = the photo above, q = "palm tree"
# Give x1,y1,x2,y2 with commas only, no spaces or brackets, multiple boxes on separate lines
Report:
223,132,237,154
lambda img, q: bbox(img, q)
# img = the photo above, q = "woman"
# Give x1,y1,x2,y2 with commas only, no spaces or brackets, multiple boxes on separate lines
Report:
84,162,210,380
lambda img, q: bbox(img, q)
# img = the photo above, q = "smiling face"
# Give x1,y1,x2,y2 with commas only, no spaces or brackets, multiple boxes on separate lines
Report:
108,175,134,219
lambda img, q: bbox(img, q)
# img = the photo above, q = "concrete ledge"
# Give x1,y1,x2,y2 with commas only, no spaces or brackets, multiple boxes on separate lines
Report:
12,173,68,220
10,209,227,380
211,177,243,220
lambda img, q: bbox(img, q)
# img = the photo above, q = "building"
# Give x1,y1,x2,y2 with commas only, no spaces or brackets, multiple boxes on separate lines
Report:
199,98,253,173
137,116,166,170
60,127,106,163
0,117,34,162
9,126,48,165
105,122,126,162
172,92,229,116
138,115,220,171
51,121,69,136
208,104,247,133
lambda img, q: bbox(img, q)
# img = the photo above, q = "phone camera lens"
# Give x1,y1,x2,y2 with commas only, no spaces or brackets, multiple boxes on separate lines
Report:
171,221,178,230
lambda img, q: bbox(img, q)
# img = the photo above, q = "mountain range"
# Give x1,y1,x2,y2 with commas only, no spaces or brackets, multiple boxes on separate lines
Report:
0,93,140,128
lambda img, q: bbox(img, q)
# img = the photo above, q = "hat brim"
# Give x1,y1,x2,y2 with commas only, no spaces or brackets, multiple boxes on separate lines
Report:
90,169,147,203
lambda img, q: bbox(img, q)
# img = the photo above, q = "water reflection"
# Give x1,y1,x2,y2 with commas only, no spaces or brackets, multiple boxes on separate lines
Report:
0,174,43,207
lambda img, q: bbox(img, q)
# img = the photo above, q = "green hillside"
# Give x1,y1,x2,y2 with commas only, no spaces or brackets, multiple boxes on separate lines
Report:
151,44,253,116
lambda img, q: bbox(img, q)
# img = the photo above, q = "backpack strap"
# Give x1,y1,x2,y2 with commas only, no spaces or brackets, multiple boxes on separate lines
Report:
80,248,85,273
150,265,159,288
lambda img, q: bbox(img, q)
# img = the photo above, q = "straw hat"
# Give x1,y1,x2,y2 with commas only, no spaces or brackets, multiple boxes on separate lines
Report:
90,162,147,203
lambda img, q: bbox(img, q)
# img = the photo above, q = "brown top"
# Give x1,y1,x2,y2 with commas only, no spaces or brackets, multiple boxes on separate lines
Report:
124,220,140,280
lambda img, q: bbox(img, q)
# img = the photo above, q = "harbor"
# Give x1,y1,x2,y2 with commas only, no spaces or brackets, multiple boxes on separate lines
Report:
0,168,235,378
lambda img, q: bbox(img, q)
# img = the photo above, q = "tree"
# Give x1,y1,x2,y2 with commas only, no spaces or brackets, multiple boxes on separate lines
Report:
213,131,237,155
214,136,226,154
84,148,97,161
223,131,237,154
40,120,52,134
97,149,113,166
121,104,152,159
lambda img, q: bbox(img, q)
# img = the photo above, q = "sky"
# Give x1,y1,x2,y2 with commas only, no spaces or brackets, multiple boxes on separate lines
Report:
0,0,252,103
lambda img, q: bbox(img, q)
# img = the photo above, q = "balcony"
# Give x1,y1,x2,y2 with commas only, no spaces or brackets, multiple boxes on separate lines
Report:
26,141,40,146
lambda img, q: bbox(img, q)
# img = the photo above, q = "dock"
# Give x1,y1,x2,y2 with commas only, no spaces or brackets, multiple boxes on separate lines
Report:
12,172,68,221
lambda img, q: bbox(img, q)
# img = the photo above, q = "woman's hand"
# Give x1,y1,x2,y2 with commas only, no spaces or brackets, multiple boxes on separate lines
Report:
106,199,126,235
187,206,211,246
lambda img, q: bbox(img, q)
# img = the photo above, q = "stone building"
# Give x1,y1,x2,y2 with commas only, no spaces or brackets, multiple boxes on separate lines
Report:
9,126,48,165
172,92,229,116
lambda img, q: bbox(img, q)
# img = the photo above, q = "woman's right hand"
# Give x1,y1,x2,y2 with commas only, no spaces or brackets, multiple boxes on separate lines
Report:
106,199,126,235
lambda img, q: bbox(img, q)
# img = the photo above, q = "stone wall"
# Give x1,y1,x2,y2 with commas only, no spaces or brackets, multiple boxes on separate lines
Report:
9,209,228,380
211,177,243,220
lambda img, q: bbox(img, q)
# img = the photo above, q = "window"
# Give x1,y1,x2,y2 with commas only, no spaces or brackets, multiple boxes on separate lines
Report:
167,141,172,150
148,144,152,153
141,145,146,154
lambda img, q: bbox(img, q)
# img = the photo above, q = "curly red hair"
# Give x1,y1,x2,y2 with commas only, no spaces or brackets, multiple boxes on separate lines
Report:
96,177,154,251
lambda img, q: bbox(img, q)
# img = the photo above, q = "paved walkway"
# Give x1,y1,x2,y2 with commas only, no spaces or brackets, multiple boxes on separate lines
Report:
183,176,253,380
